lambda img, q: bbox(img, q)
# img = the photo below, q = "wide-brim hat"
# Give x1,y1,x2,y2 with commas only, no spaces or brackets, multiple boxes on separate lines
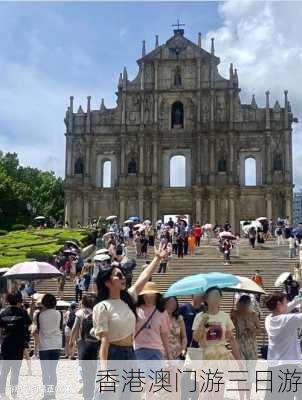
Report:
139,281,161,296
94,254,111,262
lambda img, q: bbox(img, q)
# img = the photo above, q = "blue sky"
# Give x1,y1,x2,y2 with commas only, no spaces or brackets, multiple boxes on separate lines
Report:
0,1,301,189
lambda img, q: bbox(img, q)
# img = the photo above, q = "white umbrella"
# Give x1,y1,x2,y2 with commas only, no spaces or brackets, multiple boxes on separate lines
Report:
103,232,116,239
106,215,117,221
134,223,145,229
95,248,109,255
144,219,151,225
56,300,71,308
34,216,46,220
203,223,213,230
3,261,62,281
219,231,236,240
275,272,291,287
94,254,111,262
256,217,268,222
225,276,266,295
0,268,9,276
124,220,133,225
251,220,262,229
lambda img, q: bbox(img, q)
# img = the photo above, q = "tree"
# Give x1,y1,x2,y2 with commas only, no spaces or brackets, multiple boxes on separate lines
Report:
0,152,64,230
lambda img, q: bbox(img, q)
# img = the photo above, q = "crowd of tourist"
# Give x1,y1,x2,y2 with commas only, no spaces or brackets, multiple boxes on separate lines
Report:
0,215,302,399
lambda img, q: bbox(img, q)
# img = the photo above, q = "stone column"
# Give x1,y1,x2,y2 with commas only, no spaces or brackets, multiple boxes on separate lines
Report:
85,145,90,176
139,139,144,174
83,196,90,226
120,135,126,175
228,134,234,184
152,194,158,225
138,190,144,220
229,191,236,233
119,197,126,225
66,137,72,176
195,198,202,224
196,135,201,185
286,192,292,225
210,194,216,224
64,194,71,225
266,192,273,220
152,138,159,185
209,136,215,184
154,62,158,123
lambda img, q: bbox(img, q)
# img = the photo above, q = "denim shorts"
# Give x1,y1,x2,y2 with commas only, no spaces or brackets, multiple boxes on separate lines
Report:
108,344,136,361
135,348,163,360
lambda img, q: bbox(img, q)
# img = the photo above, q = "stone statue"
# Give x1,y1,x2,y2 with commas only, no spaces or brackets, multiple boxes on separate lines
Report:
174,67,182,86
172,102,183,128
74,158,84,175
273,154,283,171
128,158,137,174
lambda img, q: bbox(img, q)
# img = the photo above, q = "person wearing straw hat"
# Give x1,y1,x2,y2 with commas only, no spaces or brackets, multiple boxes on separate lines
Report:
134,281,171,361
93,244,168,361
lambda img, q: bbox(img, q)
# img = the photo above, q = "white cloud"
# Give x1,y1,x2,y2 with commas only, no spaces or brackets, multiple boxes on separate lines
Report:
205,1,302,189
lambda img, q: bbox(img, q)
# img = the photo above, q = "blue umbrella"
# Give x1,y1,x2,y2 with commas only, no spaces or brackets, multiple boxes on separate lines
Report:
293,228,302,236
128,216,140,221
164,272,240,298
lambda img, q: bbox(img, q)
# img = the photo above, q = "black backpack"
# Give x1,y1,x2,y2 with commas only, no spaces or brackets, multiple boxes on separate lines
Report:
80,311,98,342
0,313,28,343
66,310,76,329
116,243,123,256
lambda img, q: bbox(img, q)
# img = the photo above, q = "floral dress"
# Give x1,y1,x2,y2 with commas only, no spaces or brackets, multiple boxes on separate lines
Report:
167,315,184,359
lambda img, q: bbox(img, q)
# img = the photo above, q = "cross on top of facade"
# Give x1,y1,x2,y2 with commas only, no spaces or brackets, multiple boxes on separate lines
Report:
172,19,185,30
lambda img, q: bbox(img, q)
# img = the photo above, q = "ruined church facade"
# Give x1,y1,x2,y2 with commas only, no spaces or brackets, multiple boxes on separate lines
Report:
64,28,296,232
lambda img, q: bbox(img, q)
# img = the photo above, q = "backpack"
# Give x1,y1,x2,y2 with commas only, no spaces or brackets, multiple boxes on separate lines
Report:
116,243,123,256
66,310,76,329
80,311,98,342
0,312,28,344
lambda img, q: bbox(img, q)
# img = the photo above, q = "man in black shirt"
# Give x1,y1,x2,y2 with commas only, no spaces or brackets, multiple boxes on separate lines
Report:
0,293,32,399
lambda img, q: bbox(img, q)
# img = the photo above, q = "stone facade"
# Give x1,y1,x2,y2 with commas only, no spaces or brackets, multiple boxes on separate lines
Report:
64,29,296,232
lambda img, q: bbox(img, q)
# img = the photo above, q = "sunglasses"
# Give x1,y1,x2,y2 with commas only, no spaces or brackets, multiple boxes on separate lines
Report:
112,272,125,280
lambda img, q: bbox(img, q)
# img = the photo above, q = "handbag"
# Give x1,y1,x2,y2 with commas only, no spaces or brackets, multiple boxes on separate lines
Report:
134,307,157,339
184,345,203,369
260,333,268,359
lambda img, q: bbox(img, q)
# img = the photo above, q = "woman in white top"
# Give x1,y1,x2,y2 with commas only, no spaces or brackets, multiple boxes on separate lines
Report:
264,292,302,400
93,244,168,360
33,293,63,400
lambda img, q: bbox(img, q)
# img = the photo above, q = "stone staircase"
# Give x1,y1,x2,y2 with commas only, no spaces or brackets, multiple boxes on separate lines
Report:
36,238,299,352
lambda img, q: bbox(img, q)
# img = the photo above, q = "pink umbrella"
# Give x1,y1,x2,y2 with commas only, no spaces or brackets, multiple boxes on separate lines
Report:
3,261,62,281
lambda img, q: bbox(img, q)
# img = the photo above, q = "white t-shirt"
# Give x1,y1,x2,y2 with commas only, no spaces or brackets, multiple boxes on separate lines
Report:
93,287,137,342
33,309,62,351
265,299,302,364
123,226,130,237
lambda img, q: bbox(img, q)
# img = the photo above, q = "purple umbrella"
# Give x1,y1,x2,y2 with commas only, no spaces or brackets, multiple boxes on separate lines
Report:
3,261,62,281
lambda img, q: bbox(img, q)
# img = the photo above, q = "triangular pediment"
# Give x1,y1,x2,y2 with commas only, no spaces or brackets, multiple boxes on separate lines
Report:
137,31,219,65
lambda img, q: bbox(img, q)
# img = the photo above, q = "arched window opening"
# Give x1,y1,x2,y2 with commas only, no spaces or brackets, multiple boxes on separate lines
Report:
171,101,184,129
244,157,256,186
174,66,182,87
74,158,84,175
170,155,186,187
274,153,283,171
103,160,112,188
218,158,227,172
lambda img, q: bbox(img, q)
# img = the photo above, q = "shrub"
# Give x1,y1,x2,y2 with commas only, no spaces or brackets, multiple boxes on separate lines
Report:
0,230,8,237
11,224,26,231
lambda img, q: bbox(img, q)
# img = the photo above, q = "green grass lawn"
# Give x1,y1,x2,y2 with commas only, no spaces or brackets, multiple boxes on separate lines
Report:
0,228,93,268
